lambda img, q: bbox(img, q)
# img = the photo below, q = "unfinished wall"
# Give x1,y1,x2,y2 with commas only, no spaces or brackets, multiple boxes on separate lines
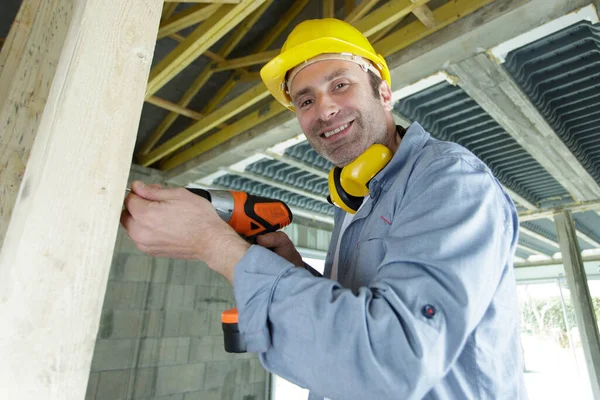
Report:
86,165,267,400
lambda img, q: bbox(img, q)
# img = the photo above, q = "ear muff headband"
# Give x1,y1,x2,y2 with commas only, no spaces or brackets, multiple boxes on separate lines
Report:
327,144,393,214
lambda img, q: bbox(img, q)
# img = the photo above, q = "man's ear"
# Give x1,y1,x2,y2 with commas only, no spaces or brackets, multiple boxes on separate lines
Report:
379,80,393,111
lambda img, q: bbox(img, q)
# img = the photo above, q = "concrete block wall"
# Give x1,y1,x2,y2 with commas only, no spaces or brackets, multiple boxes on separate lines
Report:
86,165,268,400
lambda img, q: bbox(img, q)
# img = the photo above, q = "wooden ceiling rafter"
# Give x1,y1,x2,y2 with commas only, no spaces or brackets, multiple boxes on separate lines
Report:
157,3,221,39
138,0,273,156
201,0,311,115
142,0,496,171
146,0,267,98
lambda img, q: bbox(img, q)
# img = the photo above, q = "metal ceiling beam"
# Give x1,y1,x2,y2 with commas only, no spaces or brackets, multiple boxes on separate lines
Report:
261,151,329,180
517,244,552,258
519,199,600,222
519,226,560,249
222,168,330,204
447,53,600,202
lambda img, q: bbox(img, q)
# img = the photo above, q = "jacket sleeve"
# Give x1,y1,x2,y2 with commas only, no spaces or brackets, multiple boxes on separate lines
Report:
233,155,517,400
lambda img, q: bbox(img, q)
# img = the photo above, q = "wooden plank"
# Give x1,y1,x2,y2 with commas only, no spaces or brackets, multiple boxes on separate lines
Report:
254,0,311,52
157,3,221,39
161,2,179,21
375,0,495,56
161,100,286,171
138,0,271,156
212,49,280,71
346,0,356,16
0,0,162,398
323,0,335,18
146,96,205,120
146,0,266,97
354,0,431,38
202,76,238,113
165,0,241,3
345,0,379,23
410,0,436,29
139,83,271,166
197,0,307,118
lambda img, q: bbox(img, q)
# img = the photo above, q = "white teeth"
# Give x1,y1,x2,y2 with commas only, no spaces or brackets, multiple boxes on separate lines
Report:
323,122,350,138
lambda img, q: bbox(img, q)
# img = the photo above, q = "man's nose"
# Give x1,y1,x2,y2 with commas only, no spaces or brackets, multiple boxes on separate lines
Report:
317,93,339,121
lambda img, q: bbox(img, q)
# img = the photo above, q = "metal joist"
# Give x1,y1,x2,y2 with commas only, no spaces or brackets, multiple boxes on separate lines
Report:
446,53,600,202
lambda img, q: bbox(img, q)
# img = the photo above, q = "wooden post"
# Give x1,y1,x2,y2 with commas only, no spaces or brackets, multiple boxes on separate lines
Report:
0,0,163,398
554,211,600,399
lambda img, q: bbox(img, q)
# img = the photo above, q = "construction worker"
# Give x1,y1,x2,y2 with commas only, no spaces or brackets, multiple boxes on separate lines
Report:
122,19,527,399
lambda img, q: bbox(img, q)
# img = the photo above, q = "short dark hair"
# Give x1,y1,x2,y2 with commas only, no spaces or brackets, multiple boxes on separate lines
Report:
368,70,383,99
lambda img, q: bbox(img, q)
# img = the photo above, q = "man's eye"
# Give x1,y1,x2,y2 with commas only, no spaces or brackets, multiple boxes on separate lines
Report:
335,83,348,90
301,99,313,108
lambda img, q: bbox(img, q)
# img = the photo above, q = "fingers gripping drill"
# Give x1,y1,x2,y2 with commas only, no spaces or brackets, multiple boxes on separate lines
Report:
187,188,293,353
187,188,293,243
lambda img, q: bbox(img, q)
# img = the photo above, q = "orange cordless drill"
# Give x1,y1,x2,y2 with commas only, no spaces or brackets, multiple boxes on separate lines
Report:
187,188,293,353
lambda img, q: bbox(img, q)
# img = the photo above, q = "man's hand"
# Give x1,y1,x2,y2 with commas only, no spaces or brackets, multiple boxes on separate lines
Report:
256,231,304,267
120,181,250,283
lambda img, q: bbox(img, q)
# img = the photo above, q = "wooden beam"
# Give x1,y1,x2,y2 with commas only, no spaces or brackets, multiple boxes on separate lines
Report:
375,0,495,56
146,0,266,97
345,0,379,23
161,101,286,171
161,2,179,21
236,72,262,82
346,0,356,17
138,1,272,156
411,1,436,29
139,83,272,166
165,0,241,3
370,19,402,43
323,0,335,18
0,0,162,397
254,0,310,53
168,33,227,62
157,3,221,39
199,0,307,114
202,75,238,113
146,96,205,120
355,0,432,38
212,49,280,72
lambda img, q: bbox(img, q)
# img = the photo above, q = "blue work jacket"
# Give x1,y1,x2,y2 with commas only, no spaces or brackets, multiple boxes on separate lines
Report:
233,122,527,399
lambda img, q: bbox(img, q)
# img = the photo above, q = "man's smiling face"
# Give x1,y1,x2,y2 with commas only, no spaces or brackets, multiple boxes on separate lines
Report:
289,59,391,167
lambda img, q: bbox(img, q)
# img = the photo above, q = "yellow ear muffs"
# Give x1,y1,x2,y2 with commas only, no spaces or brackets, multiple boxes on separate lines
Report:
328,144,392,214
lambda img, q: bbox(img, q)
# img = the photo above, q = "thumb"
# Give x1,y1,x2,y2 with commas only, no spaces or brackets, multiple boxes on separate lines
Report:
256,232,282,248
131,180,170,201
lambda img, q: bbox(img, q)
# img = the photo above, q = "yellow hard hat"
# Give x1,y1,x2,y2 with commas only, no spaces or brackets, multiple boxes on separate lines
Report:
260,18,391,111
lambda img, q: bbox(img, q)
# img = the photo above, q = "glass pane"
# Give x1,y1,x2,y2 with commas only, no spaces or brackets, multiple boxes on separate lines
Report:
518,281,593,399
